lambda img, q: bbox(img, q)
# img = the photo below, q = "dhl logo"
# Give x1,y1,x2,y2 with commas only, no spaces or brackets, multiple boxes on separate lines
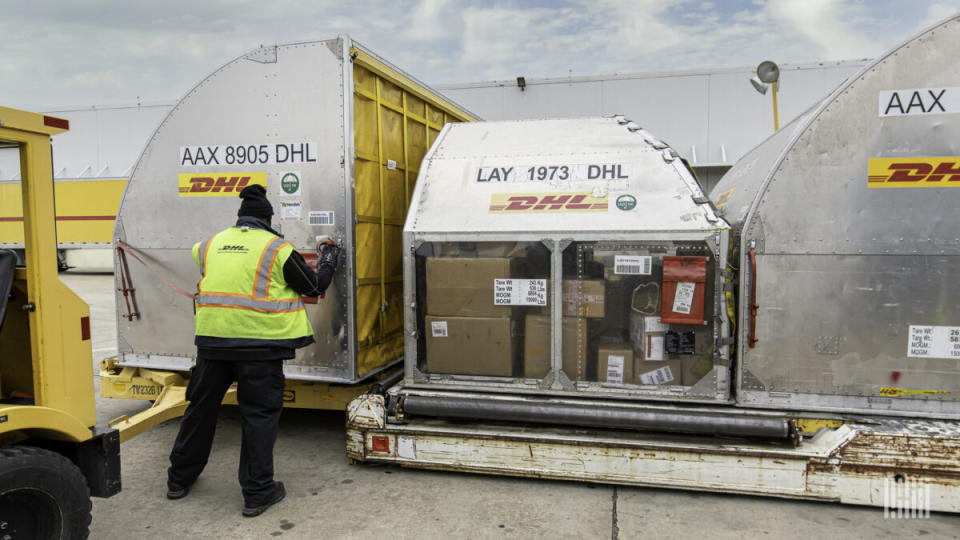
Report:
177,172,267,197
868,158,960,188
878,387,949,397
489,192,608,213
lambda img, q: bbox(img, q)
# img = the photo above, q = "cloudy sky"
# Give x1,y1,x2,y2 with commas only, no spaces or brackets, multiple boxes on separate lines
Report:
2,0,958,110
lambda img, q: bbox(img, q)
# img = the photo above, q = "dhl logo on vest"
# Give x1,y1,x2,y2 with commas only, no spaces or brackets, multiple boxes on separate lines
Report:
178,172,267,197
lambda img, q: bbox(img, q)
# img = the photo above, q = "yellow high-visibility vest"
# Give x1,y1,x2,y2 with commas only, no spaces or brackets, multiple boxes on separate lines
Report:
192,226,312,342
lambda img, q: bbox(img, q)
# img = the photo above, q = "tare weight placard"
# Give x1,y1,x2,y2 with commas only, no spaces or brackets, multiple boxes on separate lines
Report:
908,325,960,359
494,279,548,306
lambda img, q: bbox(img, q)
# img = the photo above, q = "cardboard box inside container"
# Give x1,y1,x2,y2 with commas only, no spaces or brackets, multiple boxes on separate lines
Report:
426,258,514,317
523,315,588,379
681,356,714,386
424,315,517,377
597,343,633,384
636,358,684,386
562,279,605,318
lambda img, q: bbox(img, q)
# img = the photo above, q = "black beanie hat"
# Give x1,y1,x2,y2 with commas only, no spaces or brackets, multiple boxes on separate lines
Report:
237,184,274,219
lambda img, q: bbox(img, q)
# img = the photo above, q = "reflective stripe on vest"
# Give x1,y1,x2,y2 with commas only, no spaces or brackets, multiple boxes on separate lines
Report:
254,237,286,298
198,236,216,276
196,293,303,313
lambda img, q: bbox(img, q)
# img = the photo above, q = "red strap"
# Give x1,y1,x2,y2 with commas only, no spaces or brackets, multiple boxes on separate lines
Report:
115,240,196,299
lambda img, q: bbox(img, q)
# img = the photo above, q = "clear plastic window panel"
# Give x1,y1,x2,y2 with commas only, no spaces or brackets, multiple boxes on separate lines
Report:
561,241,718,394
415,241,551,379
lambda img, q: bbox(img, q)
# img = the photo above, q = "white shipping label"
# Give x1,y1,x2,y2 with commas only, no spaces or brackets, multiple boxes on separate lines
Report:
308,211,334,226
494,279,548,306
280,200,302,220
615,255,652,275
431,321,448,338
643,316,667,333
606,355,625,383
907,325,960,359
645,335,665,361
179,142,318,167
879,87,960,117
397,435,416,460
475,164,632,183
672,282,696,315
640,365,675,385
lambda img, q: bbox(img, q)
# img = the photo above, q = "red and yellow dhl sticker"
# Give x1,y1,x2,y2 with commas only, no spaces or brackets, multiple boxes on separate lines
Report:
878,387,949,397
178,172,267,197
489,192,608,213
868,157,960,187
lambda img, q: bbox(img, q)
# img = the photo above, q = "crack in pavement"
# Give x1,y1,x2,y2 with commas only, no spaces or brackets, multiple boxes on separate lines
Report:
611,486,620,540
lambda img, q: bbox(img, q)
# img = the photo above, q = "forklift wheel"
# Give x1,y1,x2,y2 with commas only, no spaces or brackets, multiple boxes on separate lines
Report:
0,446,91,540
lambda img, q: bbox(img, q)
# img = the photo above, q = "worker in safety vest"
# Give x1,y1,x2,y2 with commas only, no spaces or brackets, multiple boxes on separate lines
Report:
166,184,339,517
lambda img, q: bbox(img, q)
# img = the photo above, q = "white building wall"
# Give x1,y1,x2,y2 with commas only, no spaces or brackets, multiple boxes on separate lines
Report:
1,60,868,194
438,60,867,169
0,102,173,181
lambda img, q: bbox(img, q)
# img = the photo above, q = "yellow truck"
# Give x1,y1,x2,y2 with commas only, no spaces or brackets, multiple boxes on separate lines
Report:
0,106,119,539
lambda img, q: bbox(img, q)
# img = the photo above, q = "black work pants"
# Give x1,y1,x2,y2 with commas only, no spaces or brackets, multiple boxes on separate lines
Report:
168,357,285,505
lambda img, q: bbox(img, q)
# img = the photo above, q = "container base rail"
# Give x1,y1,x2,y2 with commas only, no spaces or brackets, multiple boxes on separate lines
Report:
346,392,960,514
101,357,403,442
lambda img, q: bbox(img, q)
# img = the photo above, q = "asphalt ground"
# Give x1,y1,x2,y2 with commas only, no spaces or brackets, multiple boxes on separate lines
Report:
61,273,960,540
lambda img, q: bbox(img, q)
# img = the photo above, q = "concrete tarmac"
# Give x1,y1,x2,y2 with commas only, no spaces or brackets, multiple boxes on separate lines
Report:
62,273,960,540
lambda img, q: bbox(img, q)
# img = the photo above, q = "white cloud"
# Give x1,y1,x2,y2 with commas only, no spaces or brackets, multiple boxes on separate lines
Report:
0,0,955,109
764,0,877,59
921,3,960,28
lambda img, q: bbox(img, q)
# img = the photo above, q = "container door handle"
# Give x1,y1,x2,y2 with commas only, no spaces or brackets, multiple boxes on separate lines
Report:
748,249,759,348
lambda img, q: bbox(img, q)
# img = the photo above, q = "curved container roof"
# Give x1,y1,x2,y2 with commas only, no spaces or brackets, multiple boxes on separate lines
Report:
407,116,725,236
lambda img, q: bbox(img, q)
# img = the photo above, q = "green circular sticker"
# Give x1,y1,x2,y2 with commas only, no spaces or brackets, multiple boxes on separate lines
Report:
616,194,637,211
281,172,300,195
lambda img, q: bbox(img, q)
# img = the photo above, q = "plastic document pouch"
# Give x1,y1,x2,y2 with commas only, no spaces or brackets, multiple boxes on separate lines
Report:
661,256,706,325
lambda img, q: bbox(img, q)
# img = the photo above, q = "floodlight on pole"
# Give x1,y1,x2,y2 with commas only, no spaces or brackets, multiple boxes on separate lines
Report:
750,76,768,95
749,60,781,131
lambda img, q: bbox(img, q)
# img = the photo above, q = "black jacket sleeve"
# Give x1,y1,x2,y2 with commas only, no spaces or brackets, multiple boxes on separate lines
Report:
283,250,335,297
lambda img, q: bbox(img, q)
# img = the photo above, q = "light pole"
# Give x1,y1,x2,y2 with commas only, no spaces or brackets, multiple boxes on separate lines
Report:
749,61,781,131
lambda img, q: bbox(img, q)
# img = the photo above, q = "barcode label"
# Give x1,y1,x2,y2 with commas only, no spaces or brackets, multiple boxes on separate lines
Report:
643,316,667,333
308,211,334,226
615,255,652,275
431,321,448,337
644,334,664,361
640,366,675,385
672,282,695,314
606,355,625,384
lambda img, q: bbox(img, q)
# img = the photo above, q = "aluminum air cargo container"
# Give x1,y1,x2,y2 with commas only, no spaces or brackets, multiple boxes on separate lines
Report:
712,15,960,418
113,36,477,383
402,116,731,402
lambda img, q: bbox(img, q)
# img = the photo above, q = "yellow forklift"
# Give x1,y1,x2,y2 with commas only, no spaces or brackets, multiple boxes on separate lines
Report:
0,106,119,539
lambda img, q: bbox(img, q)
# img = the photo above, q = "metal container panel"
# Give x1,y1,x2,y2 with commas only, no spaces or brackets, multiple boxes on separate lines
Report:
711,16,960,417
114,37,477,383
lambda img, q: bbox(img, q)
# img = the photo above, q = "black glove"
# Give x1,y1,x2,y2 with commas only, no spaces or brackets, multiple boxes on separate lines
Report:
319,243,340,268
